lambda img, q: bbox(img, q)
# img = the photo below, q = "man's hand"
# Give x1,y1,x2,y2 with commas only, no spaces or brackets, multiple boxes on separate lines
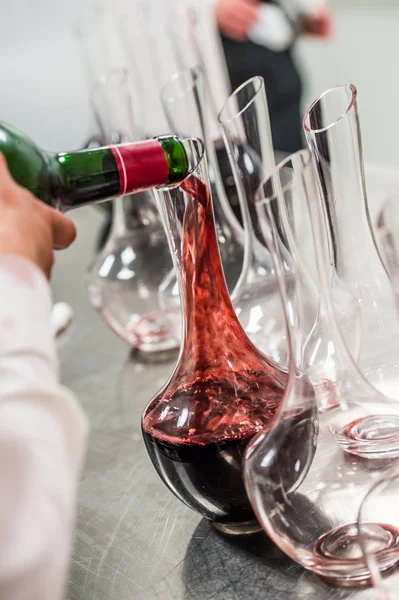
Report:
215,0,260,41
0,154,76,279
301,5,334,38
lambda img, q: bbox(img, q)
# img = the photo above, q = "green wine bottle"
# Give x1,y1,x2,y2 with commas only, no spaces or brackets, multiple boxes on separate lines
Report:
0,122,189,212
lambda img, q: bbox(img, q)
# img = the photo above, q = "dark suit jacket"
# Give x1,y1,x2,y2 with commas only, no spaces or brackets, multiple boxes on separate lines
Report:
221,0,303,153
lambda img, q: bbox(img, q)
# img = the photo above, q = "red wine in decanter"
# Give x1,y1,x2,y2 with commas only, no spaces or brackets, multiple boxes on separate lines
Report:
142,174,287,533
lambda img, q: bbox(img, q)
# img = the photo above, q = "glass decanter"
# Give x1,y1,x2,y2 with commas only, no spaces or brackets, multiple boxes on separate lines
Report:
358,463,399,599
158,66,244,313
257,151,359,413
304,84,399,400
142,138,288,535
218,77,288,364
73,2,114,91
118,0,172,138
244,148,399,586
166,0,231,113
85,69,180,358
164,0,242,222
73,1,122,149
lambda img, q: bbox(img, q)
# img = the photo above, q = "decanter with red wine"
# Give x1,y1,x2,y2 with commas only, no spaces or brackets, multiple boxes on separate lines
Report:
142,139,288,535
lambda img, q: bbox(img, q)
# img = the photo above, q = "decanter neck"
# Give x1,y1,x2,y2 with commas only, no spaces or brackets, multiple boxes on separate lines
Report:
304,89,388,283
320,163,385,280
178,181,243,365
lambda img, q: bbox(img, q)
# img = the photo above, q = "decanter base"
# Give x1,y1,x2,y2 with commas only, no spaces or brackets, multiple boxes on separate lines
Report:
212,519,262,536
339,415,399,460
313,522,399,586
128,311,181,362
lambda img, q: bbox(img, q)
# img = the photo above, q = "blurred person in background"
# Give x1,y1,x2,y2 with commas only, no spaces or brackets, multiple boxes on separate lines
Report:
0,154,86,600
215,0,333,153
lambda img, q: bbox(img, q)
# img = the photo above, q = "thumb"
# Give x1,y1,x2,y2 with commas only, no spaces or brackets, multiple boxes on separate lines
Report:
38,201,77,250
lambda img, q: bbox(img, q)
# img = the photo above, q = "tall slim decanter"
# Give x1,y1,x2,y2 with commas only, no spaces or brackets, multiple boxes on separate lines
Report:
303,84,399,399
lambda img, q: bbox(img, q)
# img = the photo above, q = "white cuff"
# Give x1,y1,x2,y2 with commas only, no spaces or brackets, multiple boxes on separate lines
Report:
0,255,57,376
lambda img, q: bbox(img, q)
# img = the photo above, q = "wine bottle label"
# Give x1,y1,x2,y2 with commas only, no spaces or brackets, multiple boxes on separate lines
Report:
110,139,170,195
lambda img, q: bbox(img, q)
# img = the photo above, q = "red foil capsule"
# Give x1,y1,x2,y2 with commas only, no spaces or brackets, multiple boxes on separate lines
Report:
111,139,170,195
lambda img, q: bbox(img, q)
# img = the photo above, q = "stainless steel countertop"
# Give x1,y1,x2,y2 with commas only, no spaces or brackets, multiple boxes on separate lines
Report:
53,207,378,600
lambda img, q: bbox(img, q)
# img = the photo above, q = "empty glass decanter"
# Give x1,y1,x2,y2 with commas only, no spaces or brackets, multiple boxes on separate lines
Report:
244,148,399,587
118,0,173,137
142,138,288,535
73,2,115,91
166,0,232,121
85,69,180,358
166,0,242,216
73,2,121,149
218,76,288,364
158,66,244,313
304,84,399,400
257,151,360,413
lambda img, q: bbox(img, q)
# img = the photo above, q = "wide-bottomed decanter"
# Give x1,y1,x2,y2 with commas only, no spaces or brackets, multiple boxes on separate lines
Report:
142,139,287,535
85,68,180,357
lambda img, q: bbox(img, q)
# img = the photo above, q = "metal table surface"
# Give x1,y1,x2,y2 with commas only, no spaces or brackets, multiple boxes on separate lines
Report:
52,207,381,600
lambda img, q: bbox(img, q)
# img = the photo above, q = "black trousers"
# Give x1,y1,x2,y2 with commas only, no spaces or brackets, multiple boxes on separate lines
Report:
221,36,303,154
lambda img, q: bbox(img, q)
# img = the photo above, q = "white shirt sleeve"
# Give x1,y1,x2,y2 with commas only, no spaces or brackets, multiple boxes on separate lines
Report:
0,255,88,600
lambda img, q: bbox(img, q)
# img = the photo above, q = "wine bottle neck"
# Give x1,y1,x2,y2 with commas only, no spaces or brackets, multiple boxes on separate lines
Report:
50,137,188,212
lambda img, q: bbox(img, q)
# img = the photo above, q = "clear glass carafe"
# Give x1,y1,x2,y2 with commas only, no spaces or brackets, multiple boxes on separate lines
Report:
244,148,399,586
73,2,115,91
304,84,399,400
72,2,123,149
85,69,180,358
218,77,288,364
142,138,288,535
166,0,231,143
257,151,360,413
118,0,172,138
